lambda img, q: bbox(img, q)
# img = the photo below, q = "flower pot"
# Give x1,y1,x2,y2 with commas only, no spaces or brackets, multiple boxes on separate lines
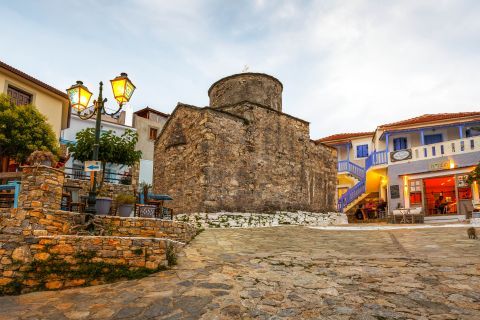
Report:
118,204,134,217
95,197,112,215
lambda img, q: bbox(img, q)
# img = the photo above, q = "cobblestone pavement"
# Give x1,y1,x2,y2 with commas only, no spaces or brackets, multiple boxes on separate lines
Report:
1,226,480,319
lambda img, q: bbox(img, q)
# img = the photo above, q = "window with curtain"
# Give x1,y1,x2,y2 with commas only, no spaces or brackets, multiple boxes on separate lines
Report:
393,137,407,151
356,144,368,158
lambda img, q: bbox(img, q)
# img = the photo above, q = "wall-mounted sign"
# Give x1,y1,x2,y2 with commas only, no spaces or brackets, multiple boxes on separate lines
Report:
390,149,412,162
390,185,400,199
457,174,469,188
84,161,101,172
429,159,450,171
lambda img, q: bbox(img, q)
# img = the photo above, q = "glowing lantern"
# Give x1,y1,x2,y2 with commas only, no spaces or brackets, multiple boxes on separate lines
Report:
66,81,93,112
110,72,136,105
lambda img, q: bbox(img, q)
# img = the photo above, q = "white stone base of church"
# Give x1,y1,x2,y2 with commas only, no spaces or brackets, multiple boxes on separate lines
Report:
175,211,348,229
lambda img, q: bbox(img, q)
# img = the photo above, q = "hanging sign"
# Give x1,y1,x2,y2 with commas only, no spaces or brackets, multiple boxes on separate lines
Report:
428,159,450,171
390,149,412,162
84,161,101,172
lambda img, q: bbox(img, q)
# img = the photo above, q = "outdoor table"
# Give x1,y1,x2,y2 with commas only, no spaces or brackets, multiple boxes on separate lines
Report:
398,208,412,224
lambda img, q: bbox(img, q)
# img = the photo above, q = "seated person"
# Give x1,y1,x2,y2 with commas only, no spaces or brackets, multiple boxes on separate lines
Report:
435,196,447,214
377,199,387,214
355,204,364,220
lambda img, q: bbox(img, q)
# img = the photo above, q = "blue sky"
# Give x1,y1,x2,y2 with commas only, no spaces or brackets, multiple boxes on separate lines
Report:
1,0,479,138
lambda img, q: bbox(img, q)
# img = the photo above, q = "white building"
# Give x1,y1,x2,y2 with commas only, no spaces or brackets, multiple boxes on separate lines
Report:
132,107,169,185
61,111,136,184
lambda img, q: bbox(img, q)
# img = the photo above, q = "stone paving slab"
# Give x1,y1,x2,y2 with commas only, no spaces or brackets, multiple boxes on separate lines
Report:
1,226,479,319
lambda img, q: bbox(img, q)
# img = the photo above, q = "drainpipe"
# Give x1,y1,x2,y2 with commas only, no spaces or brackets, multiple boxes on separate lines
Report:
458,125,464,139
420,129,425,145
346,144,350,162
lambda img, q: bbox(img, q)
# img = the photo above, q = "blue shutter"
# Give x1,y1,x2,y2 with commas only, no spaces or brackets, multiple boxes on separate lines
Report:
393,137,407,151
356,144,368,158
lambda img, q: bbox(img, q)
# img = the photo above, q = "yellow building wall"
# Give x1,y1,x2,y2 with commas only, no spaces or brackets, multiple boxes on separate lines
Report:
0,70,68,139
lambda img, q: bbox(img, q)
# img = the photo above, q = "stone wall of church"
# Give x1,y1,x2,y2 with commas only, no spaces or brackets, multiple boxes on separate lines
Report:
153,103,337,214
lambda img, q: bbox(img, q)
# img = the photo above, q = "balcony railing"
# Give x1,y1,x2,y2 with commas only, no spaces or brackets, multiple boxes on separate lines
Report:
337,180,366,212
404,136,480,162
338,160,365,180
64,167,132,185
365,150,388,170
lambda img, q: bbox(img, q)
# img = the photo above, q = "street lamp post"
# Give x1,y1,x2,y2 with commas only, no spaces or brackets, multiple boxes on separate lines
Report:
66,73,136,215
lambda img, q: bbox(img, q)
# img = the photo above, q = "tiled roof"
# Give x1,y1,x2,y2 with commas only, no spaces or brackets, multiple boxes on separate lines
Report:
0,60,68,99
133,106,170,118
379,112,480,128
317,132,374,143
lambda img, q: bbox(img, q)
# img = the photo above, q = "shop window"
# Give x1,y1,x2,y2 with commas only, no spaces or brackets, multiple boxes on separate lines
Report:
409,180,422,205
149,127,158,140
356,144,368,158
457,175,472,200
7,85,32,106
393,137,407,151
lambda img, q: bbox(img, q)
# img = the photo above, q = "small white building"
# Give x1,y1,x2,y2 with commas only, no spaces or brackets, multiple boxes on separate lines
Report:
132,107,169,185
61,111,136,184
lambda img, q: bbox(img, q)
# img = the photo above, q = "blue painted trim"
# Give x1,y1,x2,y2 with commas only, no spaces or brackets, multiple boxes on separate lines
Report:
420,130,425,145
458,125,464,139
379,120,480,140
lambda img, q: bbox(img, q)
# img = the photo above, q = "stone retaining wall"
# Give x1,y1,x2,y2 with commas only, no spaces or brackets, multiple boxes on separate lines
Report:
95,216,196,243
18,166,64,210
0,208,195,241
175,211,348,228
0,207,196,295
64,178,135,201
0,234,181,293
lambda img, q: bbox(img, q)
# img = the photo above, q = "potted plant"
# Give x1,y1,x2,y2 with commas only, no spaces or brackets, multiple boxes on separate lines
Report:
27,150,57,167
116,193,136,217
95,188,112,215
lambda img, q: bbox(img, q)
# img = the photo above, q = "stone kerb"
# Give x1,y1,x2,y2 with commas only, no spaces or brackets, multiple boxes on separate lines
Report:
18,165,65,210
175,211,348,228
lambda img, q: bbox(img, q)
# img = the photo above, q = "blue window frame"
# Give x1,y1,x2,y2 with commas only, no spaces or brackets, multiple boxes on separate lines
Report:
356,144,368,158
393,137,407,151
424,134,443,145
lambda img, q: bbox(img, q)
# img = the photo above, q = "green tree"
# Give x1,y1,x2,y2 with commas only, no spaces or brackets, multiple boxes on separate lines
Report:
67,128,142,187
467,162,480,185
0,94,59,164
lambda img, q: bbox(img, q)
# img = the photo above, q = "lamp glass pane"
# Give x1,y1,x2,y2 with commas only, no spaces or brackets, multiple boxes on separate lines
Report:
112,78,126,100
79,88,92,109
125,81,135,100
67,87,79,105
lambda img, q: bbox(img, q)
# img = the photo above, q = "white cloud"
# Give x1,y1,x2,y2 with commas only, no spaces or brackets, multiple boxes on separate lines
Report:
0,0,479,139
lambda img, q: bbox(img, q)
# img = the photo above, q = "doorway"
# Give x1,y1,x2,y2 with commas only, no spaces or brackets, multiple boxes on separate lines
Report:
424,176,457,215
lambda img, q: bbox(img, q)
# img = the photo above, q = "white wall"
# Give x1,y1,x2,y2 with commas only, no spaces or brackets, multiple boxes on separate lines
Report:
61,115,135,171
139,159,153,185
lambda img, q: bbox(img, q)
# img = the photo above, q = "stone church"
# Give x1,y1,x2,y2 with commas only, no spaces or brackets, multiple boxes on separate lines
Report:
153,73,337,214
